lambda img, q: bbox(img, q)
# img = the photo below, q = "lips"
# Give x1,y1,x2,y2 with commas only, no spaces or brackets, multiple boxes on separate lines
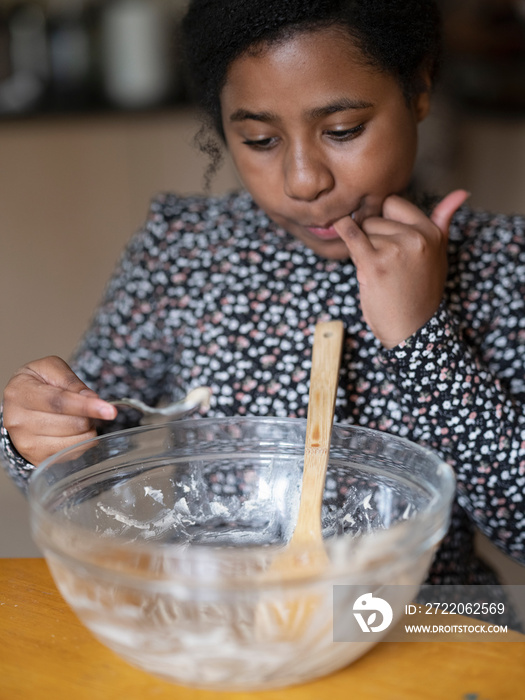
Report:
306,211,356,240
306,224,341,240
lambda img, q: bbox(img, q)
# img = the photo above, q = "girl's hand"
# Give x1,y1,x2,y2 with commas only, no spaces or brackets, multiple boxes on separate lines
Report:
3,356,117,466
334,190,470,348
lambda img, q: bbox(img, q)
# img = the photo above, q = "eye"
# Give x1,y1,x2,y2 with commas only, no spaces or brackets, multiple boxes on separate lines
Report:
325,124,365,141
242,136,278,150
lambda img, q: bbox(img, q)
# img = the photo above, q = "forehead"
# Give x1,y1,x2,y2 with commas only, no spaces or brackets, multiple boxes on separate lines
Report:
220,27,398,113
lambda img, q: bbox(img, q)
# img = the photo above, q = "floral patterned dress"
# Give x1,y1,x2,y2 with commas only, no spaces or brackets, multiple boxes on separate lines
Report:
2,189,525,585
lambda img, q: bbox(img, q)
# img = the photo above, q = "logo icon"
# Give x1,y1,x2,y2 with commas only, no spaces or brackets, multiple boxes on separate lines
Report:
353,593,393,633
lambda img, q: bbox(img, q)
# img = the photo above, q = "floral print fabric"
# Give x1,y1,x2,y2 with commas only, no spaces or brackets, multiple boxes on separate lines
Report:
2,190,525,584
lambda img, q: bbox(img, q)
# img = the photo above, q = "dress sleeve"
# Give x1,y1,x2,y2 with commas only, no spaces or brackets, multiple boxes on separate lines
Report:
0,403,35,493
378,302,525,564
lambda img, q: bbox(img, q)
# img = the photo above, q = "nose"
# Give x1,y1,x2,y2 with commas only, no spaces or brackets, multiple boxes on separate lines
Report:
283,142,334,202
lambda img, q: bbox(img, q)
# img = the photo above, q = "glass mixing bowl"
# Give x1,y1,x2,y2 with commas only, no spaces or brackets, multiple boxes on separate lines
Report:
29,417,455,691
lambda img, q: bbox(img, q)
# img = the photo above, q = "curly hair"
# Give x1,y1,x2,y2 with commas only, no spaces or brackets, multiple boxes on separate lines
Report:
181,0,442,183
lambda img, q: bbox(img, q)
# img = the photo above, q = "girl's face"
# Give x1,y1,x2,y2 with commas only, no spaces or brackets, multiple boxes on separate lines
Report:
220,27,430,260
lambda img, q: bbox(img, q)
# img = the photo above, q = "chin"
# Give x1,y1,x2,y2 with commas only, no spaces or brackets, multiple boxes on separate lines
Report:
307,237,351,261
317,246,352,261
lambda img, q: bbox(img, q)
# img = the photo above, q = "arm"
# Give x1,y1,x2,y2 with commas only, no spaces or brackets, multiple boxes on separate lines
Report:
378,302,525,564
336,194,525,563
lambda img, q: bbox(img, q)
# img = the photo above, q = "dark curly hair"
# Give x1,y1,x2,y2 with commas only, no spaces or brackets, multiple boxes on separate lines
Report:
181,0,442,182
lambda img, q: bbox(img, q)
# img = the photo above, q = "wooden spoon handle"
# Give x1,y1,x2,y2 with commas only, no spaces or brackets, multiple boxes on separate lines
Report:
305,321,344,452
293,320,344,543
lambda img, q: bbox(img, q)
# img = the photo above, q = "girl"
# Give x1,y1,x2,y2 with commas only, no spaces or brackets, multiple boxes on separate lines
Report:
2,0,525,587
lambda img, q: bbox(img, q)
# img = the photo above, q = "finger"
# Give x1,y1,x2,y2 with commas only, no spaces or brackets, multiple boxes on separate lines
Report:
333,214,376,263
11,410,97,438
360,216,407,237
6,375,116,421
10,356,117,421
79,388,99,398
381,194,430,227
32,384,117,420
78,388,116,420
22,355,93,394
431,189,471,235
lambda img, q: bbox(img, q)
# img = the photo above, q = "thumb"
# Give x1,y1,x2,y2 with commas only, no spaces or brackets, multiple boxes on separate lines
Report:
431,189,470,235
28,355,91,393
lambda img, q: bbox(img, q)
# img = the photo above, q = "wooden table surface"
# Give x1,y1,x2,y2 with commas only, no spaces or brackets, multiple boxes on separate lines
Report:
1,558,524,700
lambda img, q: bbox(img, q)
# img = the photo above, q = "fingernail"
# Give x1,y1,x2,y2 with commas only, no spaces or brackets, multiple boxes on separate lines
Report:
80,388,98,398
99,403,117,420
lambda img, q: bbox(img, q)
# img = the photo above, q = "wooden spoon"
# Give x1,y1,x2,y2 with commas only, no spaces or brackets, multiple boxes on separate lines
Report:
256,320,344,638
288,319,344,550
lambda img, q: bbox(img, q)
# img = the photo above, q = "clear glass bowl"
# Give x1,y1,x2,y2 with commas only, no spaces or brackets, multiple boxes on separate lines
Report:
29,417,455,691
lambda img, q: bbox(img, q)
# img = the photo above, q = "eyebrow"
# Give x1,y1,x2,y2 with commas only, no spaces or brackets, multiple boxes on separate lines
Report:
229,97,373,124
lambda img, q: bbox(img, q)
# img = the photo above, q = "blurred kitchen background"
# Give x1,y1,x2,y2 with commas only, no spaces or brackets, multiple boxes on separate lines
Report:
0,0,524,598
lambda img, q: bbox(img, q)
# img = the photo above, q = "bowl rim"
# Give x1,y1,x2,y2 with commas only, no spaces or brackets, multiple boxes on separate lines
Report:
28,416,456,588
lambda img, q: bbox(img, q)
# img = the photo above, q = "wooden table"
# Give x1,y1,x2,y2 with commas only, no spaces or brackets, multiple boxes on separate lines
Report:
1,559,524,700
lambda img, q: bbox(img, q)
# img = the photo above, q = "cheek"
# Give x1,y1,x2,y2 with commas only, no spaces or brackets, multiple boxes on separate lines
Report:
362,124,418,189
228,145,259,183
229,150,282,206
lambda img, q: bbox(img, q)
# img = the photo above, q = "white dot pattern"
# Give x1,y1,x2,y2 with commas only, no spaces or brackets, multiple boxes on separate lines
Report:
2,190,525,584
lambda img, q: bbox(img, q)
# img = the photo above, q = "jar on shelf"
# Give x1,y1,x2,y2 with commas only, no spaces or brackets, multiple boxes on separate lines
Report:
46,0,96,109
0,1,50,114
100,0,174,110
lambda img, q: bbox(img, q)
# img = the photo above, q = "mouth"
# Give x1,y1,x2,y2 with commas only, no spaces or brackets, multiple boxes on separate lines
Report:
306,211,356,241
306,224,341,241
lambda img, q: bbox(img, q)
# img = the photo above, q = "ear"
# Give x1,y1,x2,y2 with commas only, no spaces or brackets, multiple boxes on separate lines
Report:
413,89,431,122
412,70,432,123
